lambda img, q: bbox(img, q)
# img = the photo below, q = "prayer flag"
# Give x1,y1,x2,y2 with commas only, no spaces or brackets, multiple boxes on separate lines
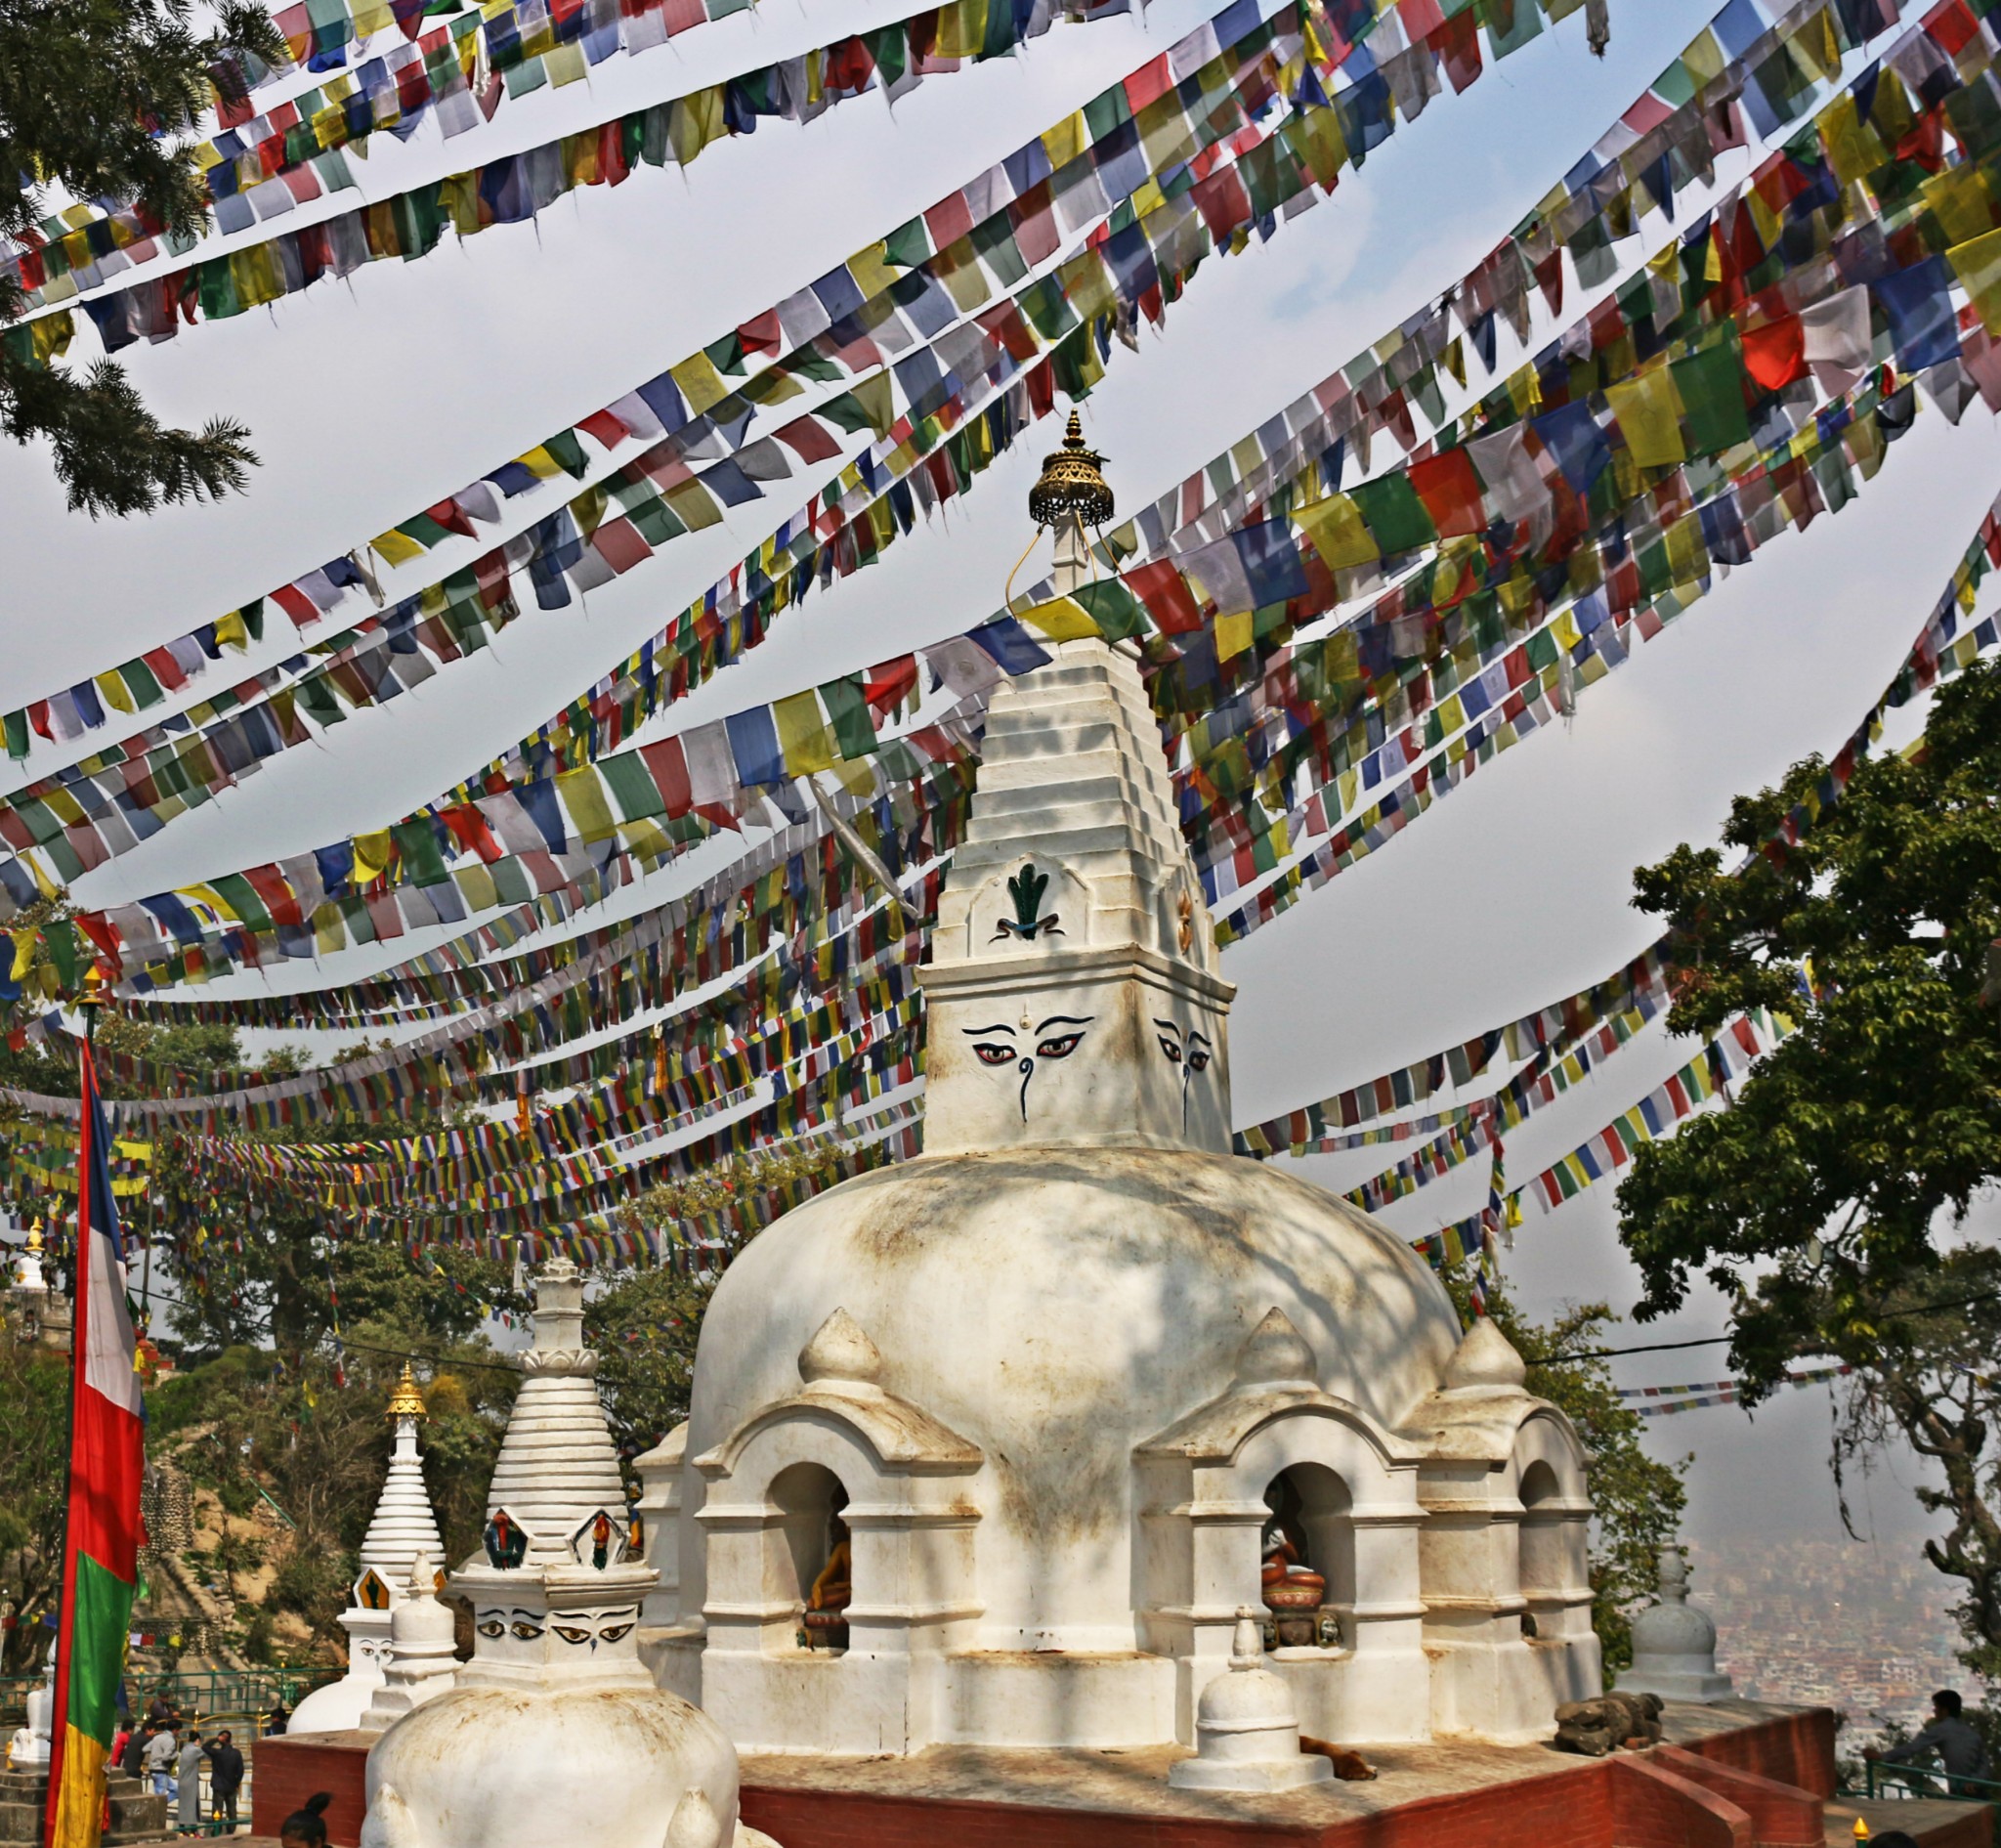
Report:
44,1043,144,1848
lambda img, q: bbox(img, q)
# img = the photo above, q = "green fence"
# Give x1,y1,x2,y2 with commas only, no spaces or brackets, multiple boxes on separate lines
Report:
0,1664,336,1725
1853,1759,2001,1804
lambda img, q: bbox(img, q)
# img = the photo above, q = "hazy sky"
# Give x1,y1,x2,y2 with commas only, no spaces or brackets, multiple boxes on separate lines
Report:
4,0,1992,1576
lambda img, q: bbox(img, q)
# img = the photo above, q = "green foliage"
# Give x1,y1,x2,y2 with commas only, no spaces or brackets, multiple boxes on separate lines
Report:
584,1244,738,1468
0,1,280,513
1443,1271,1687,1679
0,1329,71,1670
1617,661,2001,1664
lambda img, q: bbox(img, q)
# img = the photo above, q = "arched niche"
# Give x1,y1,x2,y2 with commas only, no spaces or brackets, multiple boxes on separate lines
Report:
769,1462,852,1652
1261,1461,1354,1647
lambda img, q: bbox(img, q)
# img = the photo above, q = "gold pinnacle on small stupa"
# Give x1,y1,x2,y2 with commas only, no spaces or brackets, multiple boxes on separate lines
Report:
387,1361,427,1421
1028,410,1115,531
25,1219,41,1255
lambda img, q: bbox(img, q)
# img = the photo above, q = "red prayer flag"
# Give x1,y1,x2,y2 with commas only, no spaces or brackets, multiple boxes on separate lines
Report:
1740,315,1807,391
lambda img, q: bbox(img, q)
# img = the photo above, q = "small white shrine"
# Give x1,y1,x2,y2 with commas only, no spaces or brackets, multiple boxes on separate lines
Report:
361,1260,782,1848
291,1366,446,1735
633,424,1601,1757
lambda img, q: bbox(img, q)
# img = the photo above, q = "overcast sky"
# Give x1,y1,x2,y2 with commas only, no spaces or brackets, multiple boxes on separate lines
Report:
4,0,1993,1580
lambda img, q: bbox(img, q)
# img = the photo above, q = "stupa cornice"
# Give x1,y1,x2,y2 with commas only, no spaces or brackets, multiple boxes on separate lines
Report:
693,1383,983,1479
918,938,1235,1006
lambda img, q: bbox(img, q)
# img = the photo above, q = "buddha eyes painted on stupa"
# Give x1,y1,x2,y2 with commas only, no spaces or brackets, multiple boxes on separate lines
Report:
474,1610,544,1641
549,1608,638,1651
1154,1019,1214,1131
961,1015,1092,1120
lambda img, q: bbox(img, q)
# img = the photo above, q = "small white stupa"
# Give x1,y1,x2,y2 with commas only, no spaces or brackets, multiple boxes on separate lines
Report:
291,1365,447,1735
361,1553,459,1729
1616,1547,1734,1701
638,421,1602,1757
1170,1609,1333,1791
360,1260,783,1848
8,1641,55,1767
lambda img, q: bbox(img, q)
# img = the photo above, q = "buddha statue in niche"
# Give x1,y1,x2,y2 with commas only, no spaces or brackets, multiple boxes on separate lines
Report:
800,1491,851,1653
1260,1477,1326,1648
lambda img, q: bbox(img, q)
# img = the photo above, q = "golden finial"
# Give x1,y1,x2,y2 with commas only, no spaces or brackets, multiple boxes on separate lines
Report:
25,1220,41,1255
1028,410,1114,531
386,1361,427,1421
77,965,108,1009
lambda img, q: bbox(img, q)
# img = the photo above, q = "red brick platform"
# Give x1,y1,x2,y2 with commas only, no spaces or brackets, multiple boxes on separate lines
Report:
251,1700,1988,1848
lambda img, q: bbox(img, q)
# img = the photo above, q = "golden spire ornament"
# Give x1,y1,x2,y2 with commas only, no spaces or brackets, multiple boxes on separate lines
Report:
387,1361,428,1421
1027,410,1115,531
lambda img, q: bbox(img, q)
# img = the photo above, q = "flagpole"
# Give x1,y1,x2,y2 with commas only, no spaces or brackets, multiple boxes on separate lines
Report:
45,968,106,1848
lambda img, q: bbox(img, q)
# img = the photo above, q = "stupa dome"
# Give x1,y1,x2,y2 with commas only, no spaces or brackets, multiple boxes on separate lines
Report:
686,1149,1464,1623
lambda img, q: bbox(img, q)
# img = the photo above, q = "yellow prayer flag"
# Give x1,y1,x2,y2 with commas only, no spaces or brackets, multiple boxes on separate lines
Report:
370,528,427,566
1925,166,1996,249
556,768,618,842
352,831,394,883
1604,367,1685,469
95,672,135,715
214,609,250,651
1042,111,1088,169
669,87,730,166
774,692,838,775
1293,494,1380,572
1816,93,1883,191
669,351,732,415
1215,608,1254,662
1019,595,1101,642
1951,227,2001,336
848,241,898,300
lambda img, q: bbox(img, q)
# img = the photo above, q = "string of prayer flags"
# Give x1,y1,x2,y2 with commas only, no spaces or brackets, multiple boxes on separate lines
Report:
3,0,1136,320
1628,1365,1852,1415
1526,1011,1787,1213
1236,950,1670,1153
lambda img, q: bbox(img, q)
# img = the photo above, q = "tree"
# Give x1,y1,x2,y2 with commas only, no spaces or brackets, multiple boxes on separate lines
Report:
0,1326,73,1670
1616,660,2001,1668
1,0,280,514
1443,1271,1687,1677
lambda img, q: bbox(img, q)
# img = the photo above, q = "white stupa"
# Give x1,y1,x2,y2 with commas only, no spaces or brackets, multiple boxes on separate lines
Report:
1616,1547,1734,1701
635,421,1602,1757
360,1260,783,1848
361,1553,460,1730
291,1365,447,1735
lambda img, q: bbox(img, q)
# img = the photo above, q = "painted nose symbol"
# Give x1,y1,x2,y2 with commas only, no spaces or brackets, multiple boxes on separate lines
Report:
1017,1057,1032,1074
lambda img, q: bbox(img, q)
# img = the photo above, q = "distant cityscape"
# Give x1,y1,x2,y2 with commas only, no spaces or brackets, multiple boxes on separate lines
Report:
1692,1537,1978,1746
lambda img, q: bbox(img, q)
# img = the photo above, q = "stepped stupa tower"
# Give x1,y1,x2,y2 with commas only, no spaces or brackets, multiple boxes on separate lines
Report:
291,1366,447,1735
635,416,1602,1756
359,1261,783,1848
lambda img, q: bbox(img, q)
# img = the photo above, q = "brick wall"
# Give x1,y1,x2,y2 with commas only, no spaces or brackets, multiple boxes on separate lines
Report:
1654,1743,1824,1845
1608,1756,1751,1848
1686,1709,1838,1800
250,1734,370,1848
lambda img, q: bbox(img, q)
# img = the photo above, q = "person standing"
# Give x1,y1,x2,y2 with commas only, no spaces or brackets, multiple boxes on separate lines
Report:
144,1723,179,1799
108,1722,131,1776
176,1727,204,1832
203,1729,244,1830
265,1698,288,1738
119,1722,150,1780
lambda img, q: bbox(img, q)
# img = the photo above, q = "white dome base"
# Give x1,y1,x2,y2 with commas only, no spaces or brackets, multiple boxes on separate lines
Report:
1169,1753,1334,1792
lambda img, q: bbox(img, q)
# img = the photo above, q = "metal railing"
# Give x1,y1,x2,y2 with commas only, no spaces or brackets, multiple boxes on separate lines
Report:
0,1664,336,1722
1857,1759,2001,1803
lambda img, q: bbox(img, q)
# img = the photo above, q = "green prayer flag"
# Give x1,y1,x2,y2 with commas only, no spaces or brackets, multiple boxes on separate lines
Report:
1671,335,1752,455
819,675,877,758
391,819,450,886
1349,475,1439,555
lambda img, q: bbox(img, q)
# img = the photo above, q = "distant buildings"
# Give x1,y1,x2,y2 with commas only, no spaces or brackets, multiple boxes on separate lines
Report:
1691,1537,1975,1745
